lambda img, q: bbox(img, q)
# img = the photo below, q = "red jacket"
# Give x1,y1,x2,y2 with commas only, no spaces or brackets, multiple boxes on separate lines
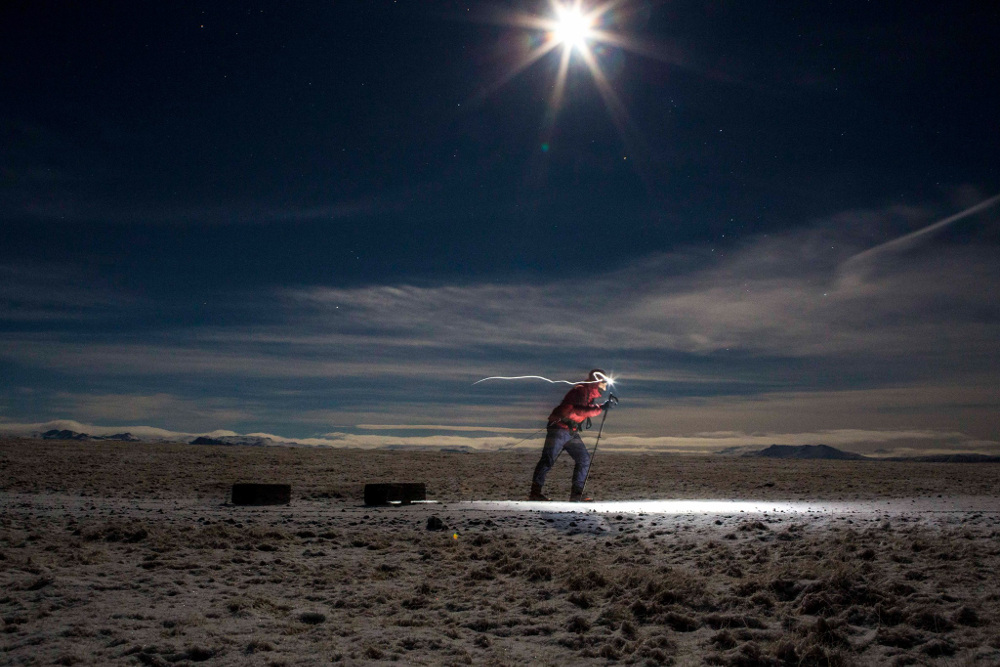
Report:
548,384,604,430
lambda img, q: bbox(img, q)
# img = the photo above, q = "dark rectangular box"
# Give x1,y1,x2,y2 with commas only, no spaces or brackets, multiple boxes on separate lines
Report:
364,483,426,506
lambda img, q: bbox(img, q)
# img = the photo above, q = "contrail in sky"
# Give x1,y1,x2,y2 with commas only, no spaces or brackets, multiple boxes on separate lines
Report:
841,193,1000,271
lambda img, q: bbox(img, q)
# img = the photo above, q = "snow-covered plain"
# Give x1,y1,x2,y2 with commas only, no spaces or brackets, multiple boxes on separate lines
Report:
3,438,1000,665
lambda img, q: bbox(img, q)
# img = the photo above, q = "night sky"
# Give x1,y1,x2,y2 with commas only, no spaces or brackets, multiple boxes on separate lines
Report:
2,1,998,454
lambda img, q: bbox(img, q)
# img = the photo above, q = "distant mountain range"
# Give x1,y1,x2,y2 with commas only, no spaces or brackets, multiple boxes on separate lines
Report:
715,444,868,459
40,429,278,447
722,444,1000,463
33,429,450,451
41,429,141,442
189,435,275,447
27,430,1000,461
383,444,473,453
748,444,869,460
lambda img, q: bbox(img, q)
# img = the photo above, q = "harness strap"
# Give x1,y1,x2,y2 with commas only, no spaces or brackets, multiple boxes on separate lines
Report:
563,418,581,431
557,416,594,432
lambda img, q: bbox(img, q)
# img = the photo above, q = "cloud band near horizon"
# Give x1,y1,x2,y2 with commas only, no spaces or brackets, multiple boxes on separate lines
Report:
2,196,998,450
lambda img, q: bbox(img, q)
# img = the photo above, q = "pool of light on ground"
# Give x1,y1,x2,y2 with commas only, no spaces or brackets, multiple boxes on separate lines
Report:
463,497,1000,516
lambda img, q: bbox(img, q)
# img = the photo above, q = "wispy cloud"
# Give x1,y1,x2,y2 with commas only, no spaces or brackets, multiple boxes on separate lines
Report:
0,338,475,380
1,119,396,226
0,262,134,322
264,198,999,363
2,195,998,446
7,196,996,368
49,392,255,428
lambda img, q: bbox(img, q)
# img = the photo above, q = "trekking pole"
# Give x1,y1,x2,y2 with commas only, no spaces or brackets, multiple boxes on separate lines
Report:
580,393,617,495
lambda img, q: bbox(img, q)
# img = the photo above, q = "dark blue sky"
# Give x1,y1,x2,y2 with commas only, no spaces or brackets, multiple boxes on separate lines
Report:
2,1,998,454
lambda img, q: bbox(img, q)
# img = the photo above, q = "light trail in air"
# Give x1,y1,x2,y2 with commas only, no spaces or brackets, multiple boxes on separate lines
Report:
474,372,615,386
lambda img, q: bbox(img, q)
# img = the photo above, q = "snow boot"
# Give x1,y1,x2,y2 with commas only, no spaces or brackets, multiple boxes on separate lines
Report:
569,486,592,502
529,483,550,501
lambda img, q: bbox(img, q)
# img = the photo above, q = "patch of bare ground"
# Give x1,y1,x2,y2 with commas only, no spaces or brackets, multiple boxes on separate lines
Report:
3,437,1000,664
3,436,1000,501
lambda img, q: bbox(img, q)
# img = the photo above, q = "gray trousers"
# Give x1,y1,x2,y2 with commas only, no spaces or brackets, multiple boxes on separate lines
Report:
532,427,591,490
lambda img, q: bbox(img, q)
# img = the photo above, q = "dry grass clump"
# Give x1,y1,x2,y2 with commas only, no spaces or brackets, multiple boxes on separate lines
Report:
120,643,218,664
77,522,150,544
4,513,997,664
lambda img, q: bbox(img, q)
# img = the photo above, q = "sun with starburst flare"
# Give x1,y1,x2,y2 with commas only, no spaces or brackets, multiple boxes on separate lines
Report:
551,2,595,49
471,1,664,145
